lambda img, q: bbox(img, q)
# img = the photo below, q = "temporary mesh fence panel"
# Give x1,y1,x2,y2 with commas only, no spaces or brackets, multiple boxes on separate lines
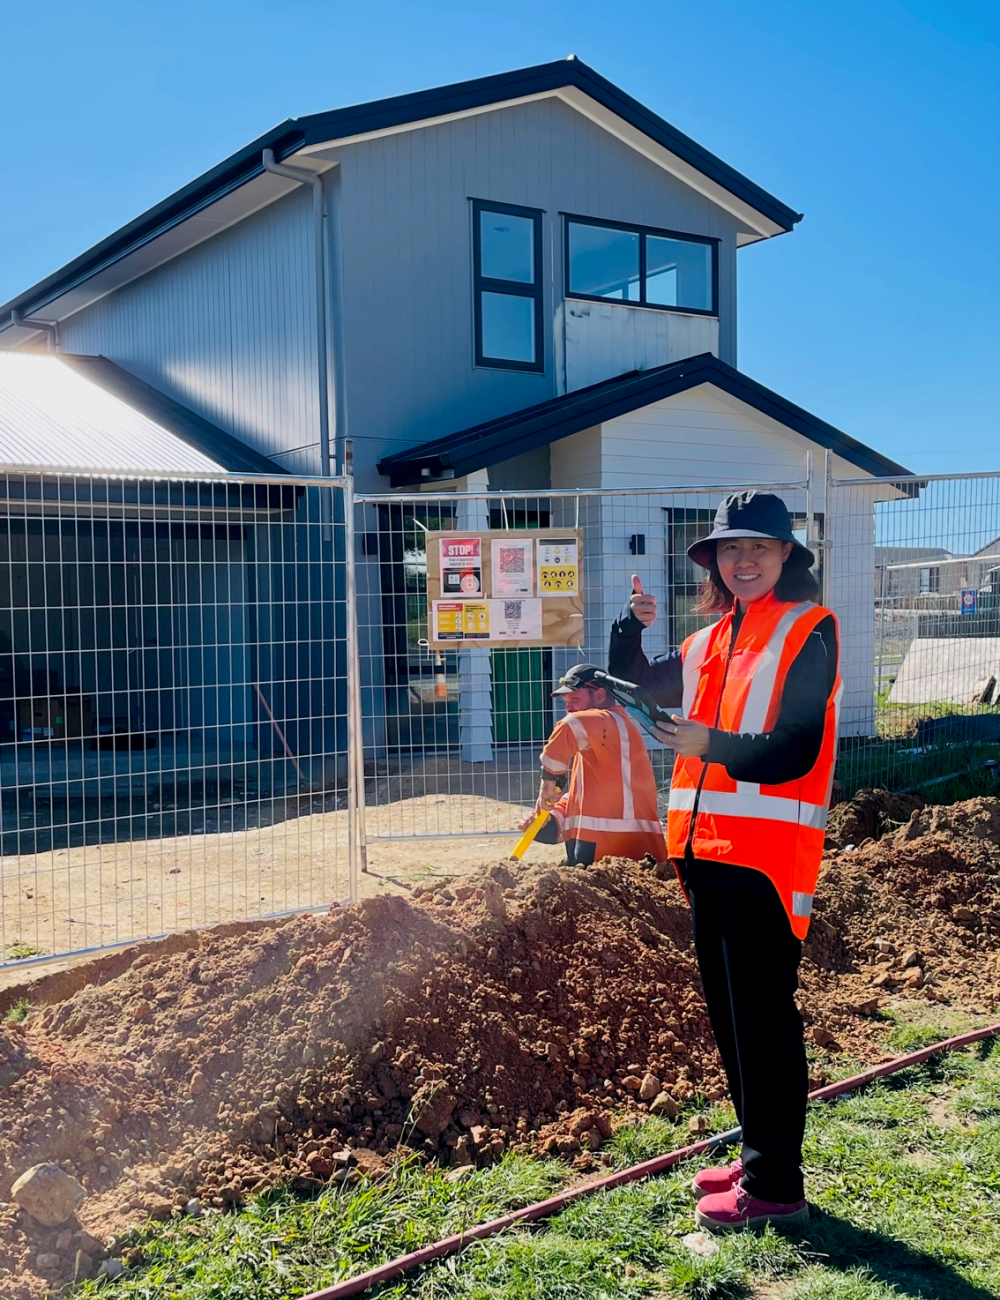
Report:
6,464,996,967
354,482,811,842
0,469,357,968
831,471,1000,796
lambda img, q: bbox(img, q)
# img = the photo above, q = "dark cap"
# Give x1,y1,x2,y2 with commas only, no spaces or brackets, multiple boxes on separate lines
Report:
687,491,815,570
551,663,606,696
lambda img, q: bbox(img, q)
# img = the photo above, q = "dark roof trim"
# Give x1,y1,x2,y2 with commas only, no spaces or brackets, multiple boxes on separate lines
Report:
0,58,799,325
59,355,285,476
377,354,912,487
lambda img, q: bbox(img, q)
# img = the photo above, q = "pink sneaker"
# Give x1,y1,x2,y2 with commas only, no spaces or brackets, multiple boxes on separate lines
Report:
691,1157,743,1201
695,1184,809,1234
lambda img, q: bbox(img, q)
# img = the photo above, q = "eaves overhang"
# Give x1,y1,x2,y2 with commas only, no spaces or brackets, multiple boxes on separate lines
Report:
376,354,913,488
0,58,801,344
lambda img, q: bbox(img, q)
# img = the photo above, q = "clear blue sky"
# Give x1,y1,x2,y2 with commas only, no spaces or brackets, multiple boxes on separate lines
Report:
1,0,997,474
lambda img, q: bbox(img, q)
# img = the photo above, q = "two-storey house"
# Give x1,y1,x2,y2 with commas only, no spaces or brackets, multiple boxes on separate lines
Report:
0,58,909,785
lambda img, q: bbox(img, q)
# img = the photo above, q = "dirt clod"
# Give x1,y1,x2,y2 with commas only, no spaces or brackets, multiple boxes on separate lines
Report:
10,1165,84,1228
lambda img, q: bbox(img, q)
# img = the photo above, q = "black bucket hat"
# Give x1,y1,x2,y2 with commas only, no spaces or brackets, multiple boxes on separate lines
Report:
687,491,815,570
552,663,606,696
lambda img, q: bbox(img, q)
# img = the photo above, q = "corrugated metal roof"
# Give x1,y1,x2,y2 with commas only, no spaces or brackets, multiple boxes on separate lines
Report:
0,353,224,474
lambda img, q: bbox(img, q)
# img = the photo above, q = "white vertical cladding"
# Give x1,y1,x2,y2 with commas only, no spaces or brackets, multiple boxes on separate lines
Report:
598,387,813,489
581,386,881,735
564,302,720,392
825,479,880,737
549,427,601,712
58,189,318,467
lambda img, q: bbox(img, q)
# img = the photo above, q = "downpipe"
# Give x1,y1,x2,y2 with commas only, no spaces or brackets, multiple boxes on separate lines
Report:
9,309,59,351
262,148,332,479
300,1021,1000,1300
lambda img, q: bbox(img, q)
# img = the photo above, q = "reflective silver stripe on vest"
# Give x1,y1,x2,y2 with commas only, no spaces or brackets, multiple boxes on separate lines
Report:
610,710,635,821
739,601,817,733
681,624,714,718
792,892,814,918
668,785,828,830
564,815,664,835
564,712,590,749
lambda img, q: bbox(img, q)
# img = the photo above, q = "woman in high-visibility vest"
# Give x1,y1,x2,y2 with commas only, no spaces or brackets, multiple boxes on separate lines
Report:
608,491,841,1235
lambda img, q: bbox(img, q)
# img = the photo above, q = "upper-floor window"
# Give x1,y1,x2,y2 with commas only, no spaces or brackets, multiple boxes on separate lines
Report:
472,200,544,372
565,216,717,315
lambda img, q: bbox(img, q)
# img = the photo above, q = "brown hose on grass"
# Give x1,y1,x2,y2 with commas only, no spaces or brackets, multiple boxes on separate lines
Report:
300,1020,1000,1300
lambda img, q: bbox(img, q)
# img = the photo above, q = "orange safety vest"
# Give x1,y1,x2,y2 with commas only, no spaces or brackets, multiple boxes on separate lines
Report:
541,705,667,864
666,592,842,938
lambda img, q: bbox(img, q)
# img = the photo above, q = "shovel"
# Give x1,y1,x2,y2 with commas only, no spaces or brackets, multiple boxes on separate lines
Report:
509,809,550,862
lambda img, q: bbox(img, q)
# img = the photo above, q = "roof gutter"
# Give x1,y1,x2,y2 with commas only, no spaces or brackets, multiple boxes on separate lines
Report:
262,149,334,477
8,310,59,352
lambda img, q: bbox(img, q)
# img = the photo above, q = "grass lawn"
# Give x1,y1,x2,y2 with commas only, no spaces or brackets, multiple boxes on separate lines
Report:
74,1015,1000,1300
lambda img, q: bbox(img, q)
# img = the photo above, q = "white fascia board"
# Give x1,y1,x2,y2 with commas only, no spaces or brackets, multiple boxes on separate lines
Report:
0,164,336,340
299,87,779,242
554,88,781,241
297,90,557,154
696,383,908,501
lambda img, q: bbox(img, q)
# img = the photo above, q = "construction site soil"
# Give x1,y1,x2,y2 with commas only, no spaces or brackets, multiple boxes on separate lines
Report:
1,794,999,1297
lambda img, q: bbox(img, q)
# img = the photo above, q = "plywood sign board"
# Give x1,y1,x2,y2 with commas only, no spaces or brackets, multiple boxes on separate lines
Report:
425,529,584,649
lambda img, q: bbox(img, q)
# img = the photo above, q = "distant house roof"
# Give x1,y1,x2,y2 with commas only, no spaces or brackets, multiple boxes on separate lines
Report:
377,353,913,488
0,58,800,345
0,353,279,476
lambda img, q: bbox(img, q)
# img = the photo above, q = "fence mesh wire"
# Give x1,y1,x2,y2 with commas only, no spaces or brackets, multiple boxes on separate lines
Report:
831,472,1000,797
353,482,812,843
4,466,997,968
0,469,354,967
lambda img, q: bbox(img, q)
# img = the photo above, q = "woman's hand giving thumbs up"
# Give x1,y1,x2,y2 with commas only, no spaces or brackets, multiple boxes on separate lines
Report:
628,574,658,628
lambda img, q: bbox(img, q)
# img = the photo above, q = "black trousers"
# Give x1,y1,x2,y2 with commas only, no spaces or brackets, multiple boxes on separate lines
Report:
687,875,808,1203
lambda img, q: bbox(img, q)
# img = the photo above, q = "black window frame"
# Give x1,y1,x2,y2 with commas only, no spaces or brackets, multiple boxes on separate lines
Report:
563,213,719,317
471,198,545,374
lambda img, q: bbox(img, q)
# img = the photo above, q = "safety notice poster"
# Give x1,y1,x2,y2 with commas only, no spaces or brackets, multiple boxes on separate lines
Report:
490,537,534,597
489,598,543,639
439,537,483,596
537,537,579,596
425,528,583,649
432,600,491,641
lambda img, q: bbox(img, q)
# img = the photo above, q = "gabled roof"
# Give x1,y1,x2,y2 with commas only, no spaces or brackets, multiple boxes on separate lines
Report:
376,353,912,487
0,353,280,476
0,58,800,342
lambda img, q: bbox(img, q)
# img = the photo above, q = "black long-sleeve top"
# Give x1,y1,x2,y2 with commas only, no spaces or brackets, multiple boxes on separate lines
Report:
608,600,838,891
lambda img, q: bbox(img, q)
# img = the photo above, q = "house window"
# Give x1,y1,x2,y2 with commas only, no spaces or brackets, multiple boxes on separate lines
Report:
666,509,819,645
918,566,940,595
566,216,717,315
472,200,544,372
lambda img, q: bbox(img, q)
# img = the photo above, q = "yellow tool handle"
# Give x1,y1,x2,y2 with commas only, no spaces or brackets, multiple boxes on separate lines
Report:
509,809,550,861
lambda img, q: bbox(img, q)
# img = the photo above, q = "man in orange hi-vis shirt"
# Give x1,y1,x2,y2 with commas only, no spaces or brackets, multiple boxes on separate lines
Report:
521,663,667,867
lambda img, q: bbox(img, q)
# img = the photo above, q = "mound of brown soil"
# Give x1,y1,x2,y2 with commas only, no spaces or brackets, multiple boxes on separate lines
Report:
805,796,1000,1024
0,861,718,1294
824,787,925,849
1,797,999,1297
